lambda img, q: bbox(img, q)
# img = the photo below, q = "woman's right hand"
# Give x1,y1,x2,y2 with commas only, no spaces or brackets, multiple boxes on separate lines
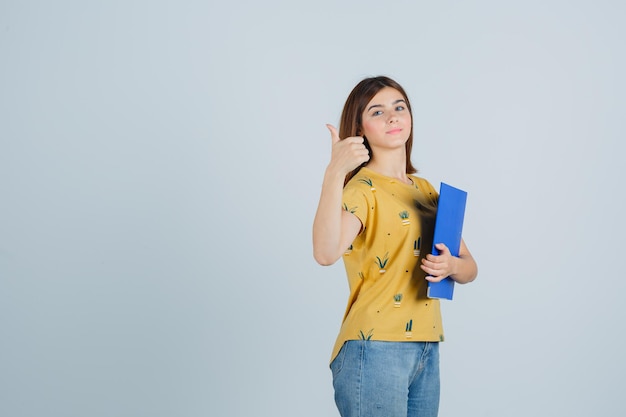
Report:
326,124,370,175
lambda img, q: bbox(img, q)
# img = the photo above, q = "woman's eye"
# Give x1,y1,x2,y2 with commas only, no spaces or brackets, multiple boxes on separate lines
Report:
372,110,383,116
396,105,405,111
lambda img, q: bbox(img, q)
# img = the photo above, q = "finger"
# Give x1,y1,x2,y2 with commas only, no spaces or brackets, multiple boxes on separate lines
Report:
345,135,364,144
425,274,444,283
421,261,438,274
423,257,449,274
424,253,439,263
326,124,341,144
434,243,449,254
421,264,439,279
420,263,437,274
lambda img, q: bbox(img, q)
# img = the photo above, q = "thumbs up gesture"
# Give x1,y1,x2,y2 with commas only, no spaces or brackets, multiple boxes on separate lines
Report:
326,124,370,176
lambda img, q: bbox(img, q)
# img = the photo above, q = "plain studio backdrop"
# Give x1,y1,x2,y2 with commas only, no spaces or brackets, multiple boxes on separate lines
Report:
1,1,624,416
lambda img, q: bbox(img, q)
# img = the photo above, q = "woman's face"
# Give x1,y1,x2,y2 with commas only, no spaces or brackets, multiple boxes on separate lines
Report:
360,87,412,151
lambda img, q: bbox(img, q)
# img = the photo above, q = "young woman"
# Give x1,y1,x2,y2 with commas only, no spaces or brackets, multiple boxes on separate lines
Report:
313,76,477,417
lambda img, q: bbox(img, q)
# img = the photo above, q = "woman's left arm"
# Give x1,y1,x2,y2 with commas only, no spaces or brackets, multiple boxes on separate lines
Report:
420,239,478,284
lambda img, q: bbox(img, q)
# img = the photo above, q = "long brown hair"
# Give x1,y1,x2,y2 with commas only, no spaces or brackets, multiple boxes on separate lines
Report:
339,76,417,186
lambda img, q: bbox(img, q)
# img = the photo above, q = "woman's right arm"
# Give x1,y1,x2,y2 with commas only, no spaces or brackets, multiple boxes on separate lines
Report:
312,125,370,266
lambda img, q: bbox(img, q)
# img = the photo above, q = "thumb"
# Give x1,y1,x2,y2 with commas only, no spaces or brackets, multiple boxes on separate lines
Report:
434,243,449,254
326,124,341,144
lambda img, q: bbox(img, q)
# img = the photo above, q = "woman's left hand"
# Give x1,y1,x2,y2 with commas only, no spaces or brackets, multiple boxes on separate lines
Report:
421,243,456,282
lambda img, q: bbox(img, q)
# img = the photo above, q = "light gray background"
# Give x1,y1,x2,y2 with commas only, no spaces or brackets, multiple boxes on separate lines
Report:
1,1,625,416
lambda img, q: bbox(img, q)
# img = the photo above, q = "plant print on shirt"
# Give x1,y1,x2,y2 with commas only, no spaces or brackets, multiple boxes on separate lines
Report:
358,177,376,192
399,210,410,225
375,252,389,274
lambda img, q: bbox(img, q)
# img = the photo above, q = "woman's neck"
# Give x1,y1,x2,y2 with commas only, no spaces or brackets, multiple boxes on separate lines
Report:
366,151,410,184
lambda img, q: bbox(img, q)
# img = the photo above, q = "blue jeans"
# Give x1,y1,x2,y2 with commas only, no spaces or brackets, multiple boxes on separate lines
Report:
330,340,440,417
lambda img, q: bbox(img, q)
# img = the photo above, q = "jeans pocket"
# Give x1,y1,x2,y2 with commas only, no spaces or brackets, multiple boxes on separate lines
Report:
330,341,348,377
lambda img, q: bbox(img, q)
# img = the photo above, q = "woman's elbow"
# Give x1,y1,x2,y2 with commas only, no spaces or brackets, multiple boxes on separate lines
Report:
313,250,339,266
460,265,478,284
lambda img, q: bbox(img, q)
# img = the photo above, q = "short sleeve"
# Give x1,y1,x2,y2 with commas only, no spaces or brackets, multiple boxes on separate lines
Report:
342,180,371,230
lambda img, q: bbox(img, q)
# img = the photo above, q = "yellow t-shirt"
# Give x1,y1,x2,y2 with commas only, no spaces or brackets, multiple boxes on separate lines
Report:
331,167,444,363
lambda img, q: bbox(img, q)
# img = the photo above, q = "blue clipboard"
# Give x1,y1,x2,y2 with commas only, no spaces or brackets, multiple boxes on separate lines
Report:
427,182,467,300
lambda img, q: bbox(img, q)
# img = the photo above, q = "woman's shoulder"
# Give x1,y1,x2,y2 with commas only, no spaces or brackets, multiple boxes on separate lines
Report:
409,174,434,188
345,168,378,190
408,175,438,200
